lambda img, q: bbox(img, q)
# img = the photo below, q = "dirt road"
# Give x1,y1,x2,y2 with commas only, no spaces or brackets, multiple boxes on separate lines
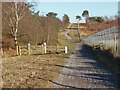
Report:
52,23,119,88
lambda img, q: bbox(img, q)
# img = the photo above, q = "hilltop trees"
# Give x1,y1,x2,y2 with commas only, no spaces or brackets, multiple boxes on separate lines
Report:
82,10,105,23
63,14,70,23
76,15,82,22
96,17,104,23
89,17,104,23
82,10,89,23
89,17,96,22
76,15,82,28
88,15,118,32
62,14,70,29
46,12,58,18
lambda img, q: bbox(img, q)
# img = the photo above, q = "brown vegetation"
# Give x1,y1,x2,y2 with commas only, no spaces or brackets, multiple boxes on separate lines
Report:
2,2,69,57
2,28,77,88
88,20,118,32
72,18,118,38
2,54,66,88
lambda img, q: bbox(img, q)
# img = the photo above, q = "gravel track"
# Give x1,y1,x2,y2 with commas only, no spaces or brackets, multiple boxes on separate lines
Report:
52,23,119,89
52,43,119,88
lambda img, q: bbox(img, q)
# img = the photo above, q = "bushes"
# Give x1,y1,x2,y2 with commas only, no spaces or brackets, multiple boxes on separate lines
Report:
88,20,118,32
2,2,64,47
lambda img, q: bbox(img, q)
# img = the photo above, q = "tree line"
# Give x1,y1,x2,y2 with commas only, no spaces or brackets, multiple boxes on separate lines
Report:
76,10,118,31
2,2,70,49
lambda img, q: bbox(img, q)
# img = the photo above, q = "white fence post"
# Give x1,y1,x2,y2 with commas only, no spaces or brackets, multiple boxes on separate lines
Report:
16,46,19,56
28,43,31,55
65,46,67,54
44,43,46,54
19,46,21,56
1,48,3,56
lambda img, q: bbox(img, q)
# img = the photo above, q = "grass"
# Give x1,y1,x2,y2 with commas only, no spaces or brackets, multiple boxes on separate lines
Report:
58,29,77,53
2,54,66,88
68,29,80,43
2,28,77,88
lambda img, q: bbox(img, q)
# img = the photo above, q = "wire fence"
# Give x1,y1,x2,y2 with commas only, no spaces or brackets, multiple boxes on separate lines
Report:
78,24,120,56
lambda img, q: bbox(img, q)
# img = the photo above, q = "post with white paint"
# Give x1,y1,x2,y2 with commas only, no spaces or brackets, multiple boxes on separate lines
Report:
16,46,19,56
28,43,31,55
19,46,21,56
1,48,3,57
41,44,43,54
65,46,67,54
44,43,46,54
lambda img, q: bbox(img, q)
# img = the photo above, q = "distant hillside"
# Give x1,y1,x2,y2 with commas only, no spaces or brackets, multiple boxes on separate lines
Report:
72,20,118,38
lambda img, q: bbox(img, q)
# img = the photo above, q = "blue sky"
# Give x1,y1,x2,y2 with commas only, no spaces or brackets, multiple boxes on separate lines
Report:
34,2,118,23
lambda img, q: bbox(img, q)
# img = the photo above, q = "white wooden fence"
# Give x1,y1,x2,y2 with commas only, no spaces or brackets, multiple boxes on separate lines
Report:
17,43,68,55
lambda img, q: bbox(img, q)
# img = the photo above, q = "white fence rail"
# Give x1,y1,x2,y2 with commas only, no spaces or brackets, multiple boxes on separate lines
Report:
77,24,120,56
18,43,68,55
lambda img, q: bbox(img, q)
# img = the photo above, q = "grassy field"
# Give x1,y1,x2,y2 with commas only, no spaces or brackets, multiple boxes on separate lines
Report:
2,55,67,88
71,23,99,39
2,29,77,88
58,29,77,52
68,29,80,43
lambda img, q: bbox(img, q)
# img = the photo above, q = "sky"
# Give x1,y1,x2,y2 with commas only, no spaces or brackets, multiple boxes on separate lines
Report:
33,2,118,23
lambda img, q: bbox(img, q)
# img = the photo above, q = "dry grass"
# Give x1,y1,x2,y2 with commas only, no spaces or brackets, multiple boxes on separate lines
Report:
71,23,103,39
58,30,77,52
68,29,80,43
70,23,94,39
2,29,77,88
2,54,66,88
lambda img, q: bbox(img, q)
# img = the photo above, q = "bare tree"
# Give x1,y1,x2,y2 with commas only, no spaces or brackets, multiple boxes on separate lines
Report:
2,1,32,46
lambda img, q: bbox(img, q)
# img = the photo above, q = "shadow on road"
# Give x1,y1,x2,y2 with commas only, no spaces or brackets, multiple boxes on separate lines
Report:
53,45,119,88
49,80,83,89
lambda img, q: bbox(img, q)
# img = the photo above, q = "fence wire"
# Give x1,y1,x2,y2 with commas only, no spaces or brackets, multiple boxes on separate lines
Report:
78,25,120,56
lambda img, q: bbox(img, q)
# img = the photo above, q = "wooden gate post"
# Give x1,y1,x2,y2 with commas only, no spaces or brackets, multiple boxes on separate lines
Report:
28,43,31,55
56,45,58,52
19,46,21,56
1,48,3,57
16,46,19,56
42,44,43,54
65,46,67,54
44,43,46,54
